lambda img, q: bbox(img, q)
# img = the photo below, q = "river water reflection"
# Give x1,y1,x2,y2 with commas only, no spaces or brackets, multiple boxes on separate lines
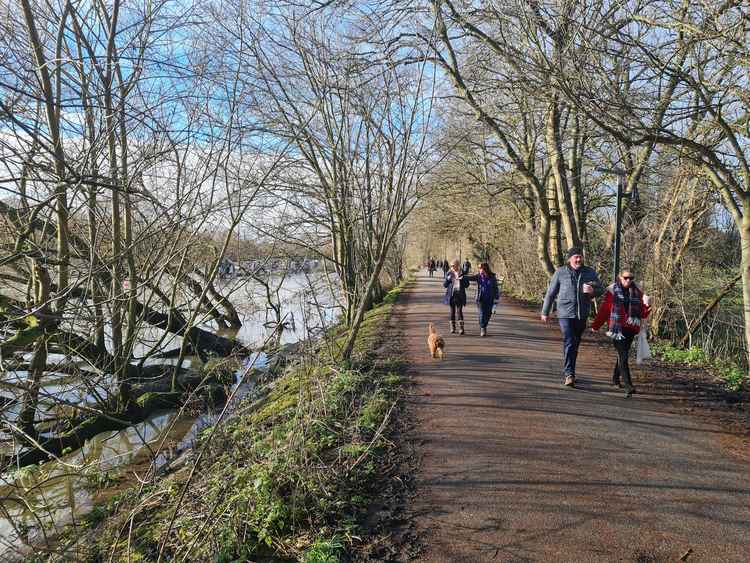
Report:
0,273,337,558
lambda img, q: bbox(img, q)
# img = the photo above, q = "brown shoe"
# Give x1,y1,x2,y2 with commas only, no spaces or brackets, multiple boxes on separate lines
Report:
564,375,575,387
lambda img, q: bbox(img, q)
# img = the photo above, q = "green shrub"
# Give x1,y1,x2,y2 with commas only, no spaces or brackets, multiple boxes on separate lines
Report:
382,285,404,305
384,372,402,387
718,364,746,391
654,342,746,391
656,343,708,366
358,394,389,433
303,536,344,562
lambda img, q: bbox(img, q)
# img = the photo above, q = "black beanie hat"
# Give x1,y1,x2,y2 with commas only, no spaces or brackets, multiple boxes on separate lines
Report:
566,247,583,259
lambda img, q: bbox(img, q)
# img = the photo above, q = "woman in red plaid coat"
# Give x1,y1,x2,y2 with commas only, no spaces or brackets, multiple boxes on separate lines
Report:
592,269,652,397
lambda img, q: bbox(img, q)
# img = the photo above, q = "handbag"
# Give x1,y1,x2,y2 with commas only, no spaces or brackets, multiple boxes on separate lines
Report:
636,328,652,365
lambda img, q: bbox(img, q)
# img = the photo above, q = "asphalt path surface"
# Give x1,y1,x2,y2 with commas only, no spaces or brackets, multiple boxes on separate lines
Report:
400,273,750,562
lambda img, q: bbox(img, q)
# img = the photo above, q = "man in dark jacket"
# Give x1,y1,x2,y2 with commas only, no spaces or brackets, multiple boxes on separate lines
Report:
461,258,471,275
541,247,604,387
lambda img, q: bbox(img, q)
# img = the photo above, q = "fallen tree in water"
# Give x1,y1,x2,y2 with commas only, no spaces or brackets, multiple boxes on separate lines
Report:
2,362,238,469
1,279,249,470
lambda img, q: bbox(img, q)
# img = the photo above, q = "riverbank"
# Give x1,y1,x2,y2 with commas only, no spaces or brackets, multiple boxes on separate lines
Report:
41,281,409,561
0,272,342,558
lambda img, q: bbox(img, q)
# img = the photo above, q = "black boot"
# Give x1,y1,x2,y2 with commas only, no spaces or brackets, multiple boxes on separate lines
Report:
450,321,456,334
458,321,465,335
612,364,622,388
622,372,636,398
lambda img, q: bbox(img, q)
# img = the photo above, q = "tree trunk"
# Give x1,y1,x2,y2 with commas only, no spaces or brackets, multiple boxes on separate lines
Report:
740,216,750,367
547,175,563,266
546,98,580,249
568,113,586,243
341,251,388,361
19,0,70,311
17,260,51,443
536,207,555,276
17,335,46,442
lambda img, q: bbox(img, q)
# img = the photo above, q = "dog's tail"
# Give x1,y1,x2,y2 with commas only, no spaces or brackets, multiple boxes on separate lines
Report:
428,322,436,335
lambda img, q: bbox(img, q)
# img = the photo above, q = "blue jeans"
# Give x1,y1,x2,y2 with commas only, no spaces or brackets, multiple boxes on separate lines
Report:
559,318,587,376
477,302,493,328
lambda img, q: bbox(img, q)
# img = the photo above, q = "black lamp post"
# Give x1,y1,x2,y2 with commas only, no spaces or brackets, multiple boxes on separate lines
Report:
597,167,638,283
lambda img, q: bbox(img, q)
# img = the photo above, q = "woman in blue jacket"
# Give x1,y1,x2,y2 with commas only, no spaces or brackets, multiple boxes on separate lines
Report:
443,259,469,334
467,262,501,337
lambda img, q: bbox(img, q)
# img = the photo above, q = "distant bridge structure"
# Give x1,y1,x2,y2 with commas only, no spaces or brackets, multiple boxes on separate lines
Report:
219,257,321,278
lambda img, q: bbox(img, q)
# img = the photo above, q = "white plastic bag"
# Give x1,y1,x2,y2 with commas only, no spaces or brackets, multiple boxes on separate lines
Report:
636,328,652,365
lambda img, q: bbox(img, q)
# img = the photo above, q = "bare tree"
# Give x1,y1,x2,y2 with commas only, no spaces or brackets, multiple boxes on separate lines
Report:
222,3,436,359
0,0,279,476
550,1,750,364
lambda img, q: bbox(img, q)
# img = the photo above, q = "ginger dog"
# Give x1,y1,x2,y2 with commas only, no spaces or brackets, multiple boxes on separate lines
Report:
427,323,445,359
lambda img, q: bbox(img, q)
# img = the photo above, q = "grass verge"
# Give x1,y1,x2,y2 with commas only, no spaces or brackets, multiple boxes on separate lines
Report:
52,281,408,562
651,342,746,392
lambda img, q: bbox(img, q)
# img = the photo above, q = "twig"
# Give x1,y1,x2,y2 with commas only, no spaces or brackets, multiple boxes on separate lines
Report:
348,401,396,473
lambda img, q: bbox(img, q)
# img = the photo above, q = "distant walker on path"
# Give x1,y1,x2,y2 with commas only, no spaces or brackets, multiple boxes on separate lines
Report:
443,259,469,334
466,262,500,337
541,247,604,387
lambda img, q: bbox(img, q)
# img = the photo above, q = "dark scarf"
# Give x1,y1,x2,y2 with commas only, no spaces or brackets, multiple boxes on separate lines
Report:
478,270,492,287
478,271,495,299
607,281,643,339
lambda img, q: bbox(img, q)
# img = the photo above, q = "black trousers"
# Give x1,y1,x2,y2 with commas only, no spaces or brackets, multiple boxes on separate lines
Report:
449,294,464,321
613,333,636,386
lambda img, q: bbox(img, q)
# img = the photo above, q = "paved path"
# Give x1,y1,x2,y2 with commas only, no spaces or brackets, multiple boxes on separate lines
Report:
400,273,750,562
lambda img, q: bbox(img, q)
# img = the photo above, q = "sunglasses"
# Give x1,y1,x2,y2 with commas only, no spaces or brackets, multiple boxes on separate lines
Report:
622,276,634,280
